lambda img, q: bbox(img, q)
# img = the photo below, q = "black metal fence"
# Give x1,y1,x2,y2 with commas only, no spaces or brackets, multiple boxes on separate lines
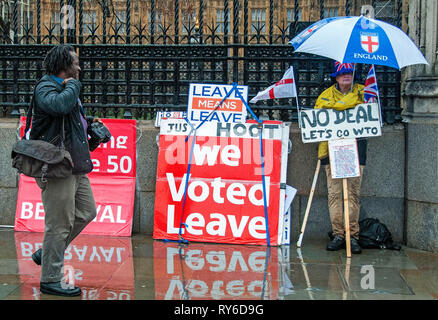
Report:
0,0,404,123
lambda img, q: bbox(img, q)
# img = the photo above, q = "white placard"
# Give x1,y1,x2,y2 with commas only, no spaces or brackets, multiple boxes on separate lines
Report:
155,111,187,127
300,103,381,143
328,138,361,179
187,83,248,123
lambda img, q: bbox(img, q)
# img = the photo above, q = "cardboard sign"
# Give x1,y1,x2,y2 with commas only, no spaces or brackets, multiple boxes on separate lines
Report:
282,185,297,245
300,103,381,143
14,232,134,300
328,138,361,179
153,119,290,246
153,241,292,300
187,83,248,123
14,117,137,237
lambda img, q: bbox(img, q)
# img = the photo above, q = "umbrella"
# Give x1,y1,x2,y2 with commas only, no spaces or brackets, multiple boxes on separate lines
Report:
289,15,428,69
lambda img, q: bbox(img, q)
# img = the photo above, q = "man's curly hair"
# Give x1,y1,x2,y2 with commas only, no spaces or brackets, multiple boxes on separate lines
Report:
43,44,76,75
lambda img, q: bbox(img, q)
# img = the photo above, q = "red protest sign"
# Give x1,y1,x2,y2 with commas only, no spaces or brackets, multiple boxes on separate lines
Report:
88,119,137,177
14,117,136,237
153,119,289,246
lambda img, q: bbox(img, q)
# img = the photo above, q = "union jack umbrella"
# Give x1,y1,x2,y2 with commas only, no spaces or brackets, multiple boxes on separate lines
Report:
289,15,427,70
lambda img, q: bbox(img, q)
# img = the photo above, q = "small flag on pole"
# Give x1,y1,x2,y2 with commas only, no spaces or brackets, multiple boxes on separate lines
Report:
249,66,297,103
364,65,379,103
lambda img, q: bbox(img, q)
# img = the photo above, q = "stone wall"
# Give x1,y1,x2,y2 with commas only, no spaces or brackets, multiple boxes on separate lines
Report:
401,0,438,252
0,119,406,244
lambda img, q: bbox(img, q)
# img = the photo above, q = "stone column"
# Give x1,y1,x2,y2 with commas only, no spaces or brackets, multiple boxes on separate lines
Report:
402,0,438,252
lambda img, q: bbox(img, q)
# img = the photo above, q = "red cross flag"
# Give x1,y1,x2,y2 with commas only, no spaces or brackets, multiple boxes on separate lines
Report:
360,34,379,53
249,66,297,103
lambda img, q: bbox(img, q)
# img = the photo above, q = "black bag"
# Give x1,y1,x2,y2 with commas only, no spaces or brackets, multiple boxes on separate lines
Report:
11,89,73,182
358,218,401,250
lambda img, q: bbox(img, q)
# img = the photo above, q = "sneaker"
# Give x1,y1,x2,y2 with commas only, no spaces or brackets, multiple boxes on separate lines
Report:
327,235,345,251
351,238,362,254
40,281,81,297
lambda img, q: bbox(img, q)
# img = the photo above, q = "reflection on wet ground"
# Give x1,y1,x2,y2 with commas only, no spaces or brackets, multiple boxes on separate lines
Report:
0,228,437,300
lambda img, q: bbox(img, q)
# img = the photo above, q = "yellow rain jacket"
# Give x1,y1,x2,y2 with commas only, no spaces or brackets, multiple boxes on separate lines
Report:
314,83,364,159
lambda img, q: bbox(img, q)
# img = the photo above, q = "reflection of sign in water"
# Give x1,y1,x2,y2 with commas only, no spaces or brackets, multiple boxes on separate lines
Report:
153,241,291,300
14,232,134,300
328,139,360,179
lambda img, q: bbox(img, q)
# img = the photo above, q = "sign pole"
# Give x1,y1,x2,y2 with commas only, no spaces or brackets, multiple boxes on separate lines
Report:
297,159,321,247
342,178,352,258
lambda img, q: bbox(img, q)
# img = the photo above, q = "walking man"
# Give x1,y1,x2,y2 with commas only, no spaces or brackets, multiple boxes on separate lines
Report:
30,44,101,296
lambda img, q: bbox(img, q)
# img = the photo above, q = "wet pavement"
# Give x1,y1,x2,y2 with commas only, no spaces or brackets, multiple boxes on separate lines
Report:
0,227,437,300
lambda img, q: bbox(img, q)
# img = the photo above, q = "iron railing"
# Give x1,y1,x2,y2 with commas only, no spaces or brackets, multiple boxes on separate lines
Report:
0,0,404,123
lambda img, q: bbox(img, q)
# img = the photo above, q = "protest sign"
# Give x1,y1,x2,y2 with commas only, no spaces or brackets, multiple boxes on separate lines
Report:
155,111,187,127
328,138,361,179
282,185,297,245
153,119,290,246
300,103,381,143
14,118,137,236
153,241,291,300
187,83,248,123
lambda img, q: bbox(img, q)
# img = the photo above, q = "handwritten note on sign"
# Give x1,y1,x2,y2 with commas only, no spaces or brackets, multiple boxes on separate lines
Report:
328,139,361,179
300,103,381,143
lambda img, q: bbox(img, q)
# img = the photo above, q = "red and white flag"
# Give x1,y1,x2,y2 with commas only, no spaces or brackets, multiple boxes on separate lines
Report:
249,66,297,103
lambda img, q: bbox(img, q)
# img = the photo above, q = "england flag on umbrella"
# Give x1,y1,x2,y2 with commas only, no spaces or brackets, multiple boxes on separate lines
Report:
250,66,297,103
364,64,379,103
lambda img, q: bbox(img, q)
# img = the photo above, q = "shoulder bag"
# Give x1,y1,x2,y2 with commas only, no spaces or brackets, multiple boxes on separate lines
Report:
11,86,73,182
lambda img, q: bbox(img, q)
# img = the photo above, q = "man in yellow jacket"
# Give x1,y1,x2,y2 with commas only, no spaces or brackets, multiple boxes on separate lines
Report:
314,61,367,254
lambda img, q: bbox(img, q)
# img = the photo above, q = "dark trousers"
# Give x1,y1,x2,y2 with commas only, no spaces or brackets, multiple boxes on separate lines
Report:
36,174,96,283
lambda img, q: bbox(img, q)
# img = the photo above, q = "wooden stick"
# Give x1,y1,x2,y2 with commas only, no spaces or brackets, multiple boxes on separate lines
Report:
343,179,351,257
297,159,321,247
343,257,351,300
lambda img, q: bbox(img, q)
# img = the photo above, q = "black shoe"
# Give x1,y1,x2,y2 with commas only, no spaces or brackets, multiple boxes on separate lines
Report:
327,235,345,251
32,248,42,266
40,281,82,297
351,238,362,254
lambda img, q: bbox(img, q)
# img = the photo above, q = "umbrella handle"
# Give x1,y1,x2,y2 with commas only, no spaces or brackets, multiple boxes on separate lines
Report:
350,63,356,92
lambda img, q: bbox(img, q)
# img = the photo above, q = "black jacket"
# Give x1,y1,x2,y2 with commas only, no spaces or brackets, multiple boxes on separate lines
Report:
30,75,94,175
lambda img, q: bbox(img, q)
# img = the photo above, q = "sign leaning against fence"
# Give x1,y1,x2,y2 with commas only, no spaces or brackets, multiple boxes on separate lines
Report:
153,119,290,246
299,103,382,143
14,118,137,237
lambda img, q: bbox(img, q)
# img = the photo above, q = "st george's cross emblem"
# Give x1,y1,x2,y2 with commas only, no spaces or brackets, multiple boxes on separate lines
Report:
360,33,379,53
